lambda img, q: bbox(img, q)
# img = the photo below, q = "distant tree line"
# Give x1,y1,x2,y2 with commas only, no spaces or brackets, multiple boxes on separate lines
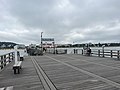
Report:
0,42,17,49
1,42,120,49
57,43,120,48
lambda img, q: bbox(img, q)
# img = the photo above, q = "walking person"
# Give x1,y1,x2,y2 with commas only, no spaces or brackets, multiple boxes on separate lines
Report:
87,48,91,56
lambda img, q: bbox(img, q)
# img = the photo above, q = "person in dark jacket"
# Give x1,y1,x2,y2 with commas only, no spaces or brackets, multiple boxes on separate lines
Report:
87,48,91,56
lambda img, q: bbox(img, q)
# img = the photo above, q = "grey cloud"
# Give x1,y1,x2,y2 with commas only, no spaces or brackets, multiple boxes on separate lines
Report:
10,0,120,28
0,0,120,44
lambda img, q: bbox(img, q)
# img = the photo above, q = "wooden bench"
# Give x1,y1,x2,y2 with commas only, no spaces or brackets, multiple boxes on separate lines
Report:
13,61,22,74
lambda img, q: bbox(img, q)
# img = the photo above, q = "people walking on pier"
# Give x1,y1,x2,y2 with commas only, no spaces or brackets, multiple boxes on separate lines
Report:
87,48,91,56
43,47,47,52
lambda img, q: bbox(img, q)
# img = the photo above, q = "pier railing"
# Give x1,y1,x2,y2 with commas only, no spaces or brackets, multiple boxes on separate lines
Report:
46,49,67,54
73,49,120,59
0,52,14,70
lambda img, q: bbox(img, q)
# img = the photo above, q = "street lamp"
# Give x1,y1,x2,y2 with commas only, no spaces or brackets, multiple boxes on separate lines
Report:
41,32,43,55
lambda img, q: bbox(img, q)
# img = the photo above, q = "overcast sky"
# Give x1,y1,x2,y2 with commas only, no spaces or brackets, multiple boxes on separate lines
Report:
0,0,120,45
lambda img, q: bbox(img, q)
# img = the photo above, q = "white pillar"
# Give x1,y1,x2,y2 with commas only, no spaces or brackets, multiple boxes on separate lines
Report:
14,45,18,64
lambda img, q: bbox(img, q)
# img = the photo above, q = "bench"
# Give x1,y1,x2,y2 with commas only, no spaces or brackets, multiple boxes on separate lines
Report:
13,61,22,74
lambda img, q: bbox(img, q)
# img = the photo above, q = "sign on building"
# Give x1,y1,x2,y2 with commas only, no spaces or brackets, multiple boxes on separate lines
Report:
42,38,54,41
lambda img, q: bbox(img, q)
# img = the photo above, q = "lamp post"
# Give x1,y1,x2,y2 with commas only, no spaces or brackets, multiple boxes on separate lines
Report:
41,32,43,55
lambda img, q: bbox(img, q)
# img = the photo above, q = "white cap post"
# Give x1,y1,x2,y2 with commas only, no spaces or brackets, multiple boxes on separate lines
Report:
14,45,18,64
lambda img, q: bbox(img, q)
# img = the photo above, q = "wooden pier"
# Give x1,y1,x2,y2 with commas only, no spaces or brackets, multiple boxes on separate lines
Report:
1,54,120,90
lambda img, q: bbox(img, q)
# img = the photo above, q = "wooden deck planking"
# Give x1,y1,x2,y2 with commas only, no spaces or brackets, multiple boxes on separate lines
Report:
34,55,120,89
61,55,120,81
1,54,120,89
0,56,44,90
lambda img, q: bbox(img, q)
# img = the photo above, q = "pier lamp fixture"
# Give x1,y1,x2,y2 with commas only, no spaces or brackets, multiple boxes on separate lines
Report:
41,32,43,55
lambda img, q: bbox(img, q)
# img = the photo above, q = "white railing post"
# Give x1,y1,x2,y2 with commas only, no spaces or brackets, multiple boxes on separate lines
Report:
14,45,18,64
